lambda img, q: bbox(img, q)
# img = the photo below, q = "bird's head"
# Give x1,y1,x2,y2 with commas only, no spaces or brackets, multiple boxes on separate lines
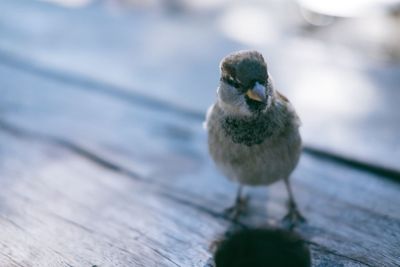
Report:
217,50,274,116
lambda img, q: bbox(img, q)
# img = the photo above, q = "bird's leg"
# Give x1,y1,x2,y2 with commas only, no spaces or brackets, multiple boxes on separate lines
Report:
224,185,248,220
282,178,306,229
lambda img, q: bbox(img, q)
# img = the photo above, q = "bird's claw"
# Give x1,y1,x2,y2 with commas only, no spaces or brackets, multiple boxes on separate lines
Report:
224,195,249,220
281,208,306,230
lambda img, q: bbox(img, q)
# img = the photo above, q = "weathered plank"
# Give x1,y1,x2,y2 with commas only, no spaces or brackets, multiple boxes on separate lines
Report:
1,0,400,171
1,61,399,266
0,132,227,267
0,126,375,267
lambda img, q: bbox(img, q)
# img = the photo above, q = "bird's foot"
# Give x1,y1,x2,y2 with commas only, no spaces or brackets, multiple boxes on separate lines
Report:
281,207,306,230
224,195,249,221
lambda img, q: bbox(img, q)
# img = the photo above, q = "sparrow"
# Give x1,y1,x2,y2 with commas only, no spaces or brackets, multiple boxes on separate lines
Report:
205,50,305,227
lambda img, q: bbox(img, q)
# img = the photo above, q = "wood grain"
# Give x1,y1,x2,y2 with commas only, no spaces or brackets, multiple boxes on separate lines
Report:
1,0,400,171
1,60,399,266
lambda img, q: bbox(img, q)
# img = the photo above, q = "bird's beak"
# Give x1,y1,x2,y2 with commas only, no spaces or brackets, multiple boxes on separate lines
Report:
246,82,267,103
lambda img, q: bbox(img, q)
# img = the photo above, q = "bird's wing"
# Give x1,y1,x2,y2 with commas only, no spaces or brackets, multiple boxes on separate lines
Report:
276,90,302,127
276,90,290,103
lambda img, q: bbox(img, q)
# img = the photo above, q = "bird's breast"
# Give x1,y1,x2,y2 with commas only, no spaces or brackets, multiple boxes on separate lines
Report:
221,115,278,147
206,104,301,185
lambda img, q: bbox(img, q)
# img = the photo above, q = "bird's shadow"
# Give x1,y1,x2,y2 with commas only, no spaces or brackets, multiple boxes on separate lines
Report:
208,188,310,267
208,223,311,267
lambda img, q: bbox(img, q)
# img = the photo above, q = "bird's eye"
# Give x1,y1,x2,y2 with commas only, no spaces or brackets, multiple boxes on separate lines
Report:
255,79,266,85
223,76,241,88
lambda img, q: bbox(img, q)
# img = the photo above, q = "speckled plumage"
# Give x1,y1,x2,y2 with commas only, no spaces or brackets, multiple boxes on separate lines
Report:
205,50,305,225
205,50,302,187
206,92,301,186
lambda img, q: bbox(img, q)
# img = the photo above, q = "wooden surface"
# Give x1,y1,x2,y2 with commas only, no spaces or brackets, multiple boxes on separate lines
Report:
1,59,400,266
1,1,400,266
1,0,400,171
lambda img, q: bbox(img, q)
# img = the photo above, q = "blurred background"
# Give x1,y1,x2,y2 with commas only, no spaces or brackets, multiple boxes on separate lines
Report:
1,0,400,170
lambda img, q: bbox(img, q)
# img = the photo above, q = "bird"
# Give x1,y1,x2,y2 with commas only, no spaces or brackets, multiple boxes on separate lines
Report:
205,50,305,227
